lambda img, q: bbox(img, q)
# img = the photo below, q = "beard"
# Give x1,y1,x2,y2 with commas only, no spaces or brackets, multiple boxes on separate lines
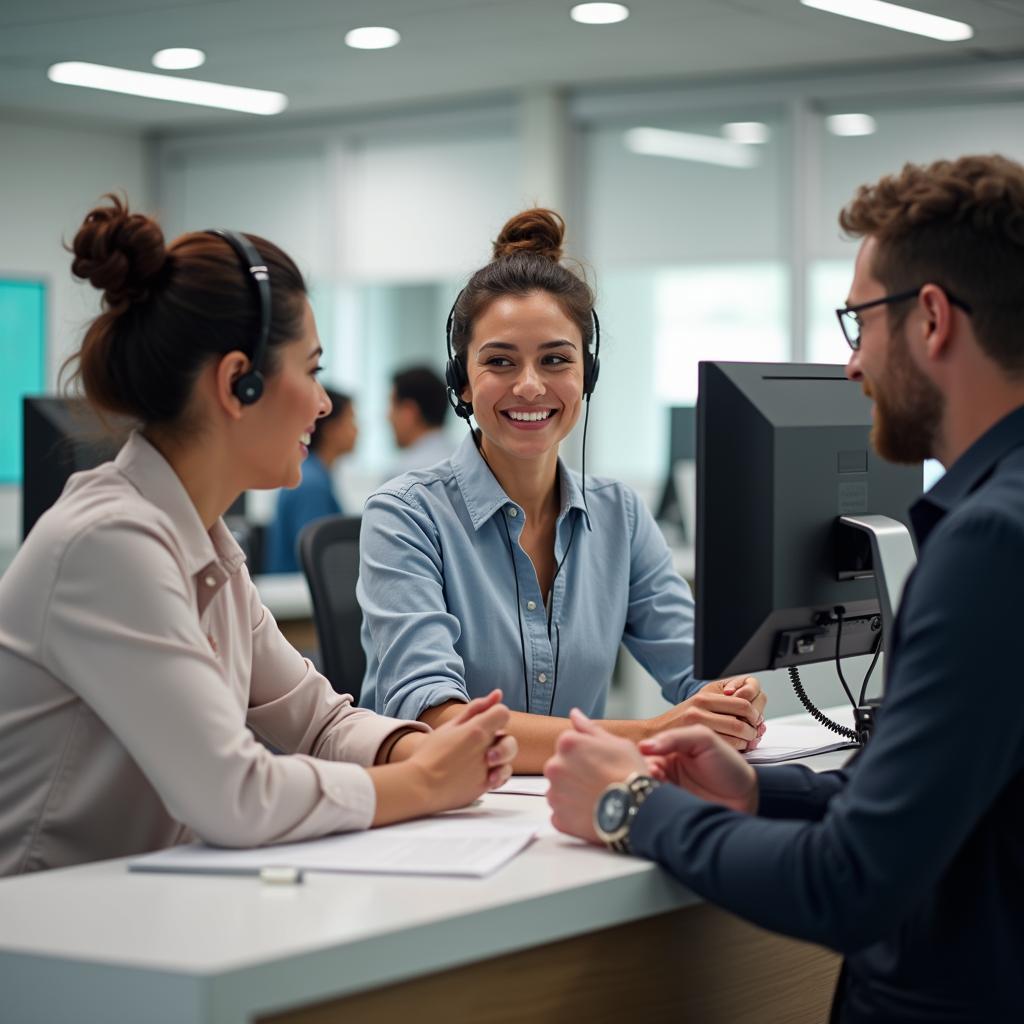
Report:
869,326,944,465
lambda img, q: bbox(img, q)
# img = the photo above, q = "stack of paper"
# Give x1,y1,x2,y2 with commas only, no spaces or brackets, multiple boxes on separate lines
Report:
745,717,857,764
129,816,537,879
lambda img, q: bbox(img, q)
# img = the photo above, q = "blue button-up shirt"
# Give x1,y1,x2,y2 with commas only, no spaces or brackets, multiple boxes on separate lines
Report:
357,432,700,720
264,453,342,574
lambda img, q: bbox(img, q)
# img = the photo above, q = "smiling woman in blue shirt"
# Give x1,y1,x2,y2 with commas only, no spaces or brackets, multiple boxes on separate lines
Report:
357,209,766,771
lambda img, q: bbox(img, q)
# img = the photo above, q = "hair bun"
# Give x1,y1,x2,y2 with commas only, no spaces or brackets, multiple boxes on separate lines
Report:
70,194,167,309
492,208,565,263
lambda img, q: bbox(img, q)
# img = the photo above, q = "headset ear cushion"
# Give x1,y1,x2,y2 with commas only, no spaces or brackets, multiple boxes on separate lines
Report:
585,354,600,396
233,371,265,405
444,357,466,396
445,358,473,419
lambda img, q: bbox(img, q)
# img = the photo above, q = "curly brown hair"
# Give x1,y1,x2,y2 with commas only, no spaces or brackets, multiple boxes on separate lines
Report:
839,155,1024,374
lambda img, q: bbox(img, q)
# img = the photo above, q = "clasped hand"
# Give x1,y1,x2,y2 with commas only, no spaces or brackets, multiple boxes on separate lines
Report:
646,675,767,751
545,709,758,845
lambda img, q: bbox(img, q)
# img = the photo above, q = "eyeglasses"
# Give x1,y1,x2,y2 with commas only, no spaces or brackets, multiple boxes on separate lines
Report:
836,286,973,351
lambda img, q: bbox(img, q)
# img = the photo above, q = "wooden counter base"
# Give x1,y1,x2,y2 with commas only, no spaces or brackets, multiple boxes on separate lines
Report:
262,901,841,1024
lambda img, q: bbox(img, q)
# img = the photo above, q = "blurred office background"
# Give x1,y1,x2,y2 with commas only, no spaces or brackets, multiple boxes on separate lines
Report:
3,0,1023,713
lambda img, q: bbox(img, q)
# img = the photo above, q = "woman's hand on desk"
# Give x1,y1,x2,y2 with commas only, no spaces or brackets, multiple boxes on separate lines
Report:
645,677,767,752
370,690,517,826
639,726,758,815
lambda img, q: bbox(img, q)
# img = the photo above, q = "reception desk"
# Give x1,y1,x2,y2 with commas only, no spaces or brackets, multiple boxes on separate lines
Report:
0,750,847,1024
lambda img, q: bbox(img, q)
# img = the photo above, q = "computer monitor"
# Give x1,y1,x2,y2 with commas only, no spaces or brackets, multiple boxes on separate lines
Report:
655,406,697,541
21,397,125,540
22,396,251,548
694,361,923,681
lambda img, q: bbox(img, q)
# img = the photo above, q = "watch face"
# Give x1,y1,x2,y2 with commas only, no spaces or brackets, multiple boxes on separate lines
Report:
597,789,629,834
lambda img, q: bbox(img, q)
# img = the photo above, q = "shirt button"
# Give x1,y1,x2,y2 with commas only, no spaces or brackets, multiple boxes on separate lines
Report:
527,600,537,611
507,507,518,518
538,673,547,684
204,575,217,587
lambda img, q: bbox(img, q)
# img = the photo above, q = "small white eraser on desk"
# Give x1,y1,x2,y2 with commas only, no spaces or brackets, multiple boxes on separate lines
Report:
260,866,304,885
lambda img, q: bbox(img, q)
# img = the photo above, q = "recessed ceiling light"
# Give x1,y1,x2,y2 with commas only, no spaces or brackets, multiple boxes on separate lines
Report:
47,62,287,115
344,26,401,49
722,121,771,145
152,47,205,71
570,3,630,25
800,0,973,42
826,113,877,136
624,128,758,169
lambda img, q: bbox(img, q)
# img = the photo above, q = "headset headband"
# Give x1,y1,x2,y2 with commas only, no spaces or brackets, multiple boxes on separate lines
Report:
207,229,271,405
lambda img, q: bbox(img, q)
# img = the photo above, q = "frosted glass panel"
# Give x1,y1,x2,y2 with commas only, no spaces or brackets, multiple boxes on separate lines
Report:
807,259,855,364
653,263,788,404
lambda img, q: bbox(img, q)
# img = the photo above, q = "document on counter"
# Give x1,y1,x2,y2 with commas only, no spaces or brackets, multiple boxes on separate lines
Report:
493,775,550,797
128,816,538,879
745,716,857,764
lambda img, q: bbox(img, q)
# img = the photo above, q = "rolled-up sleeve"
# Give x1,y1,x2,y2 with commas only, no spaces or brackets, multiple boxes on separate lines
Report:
357,491,471,720
41,520,416,847
621,489,701,702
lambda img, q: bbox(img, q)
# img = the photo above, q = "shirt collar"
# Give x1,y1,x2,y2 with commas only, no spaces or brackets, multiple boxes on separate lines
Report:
911,403,1024,545
450,430,593,532
115,431,247,579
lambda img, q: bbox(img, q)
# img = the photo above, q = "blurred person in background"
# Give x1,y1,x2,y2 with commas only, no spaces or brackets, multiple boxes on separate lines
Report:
384,365,453,479
265,387,357,573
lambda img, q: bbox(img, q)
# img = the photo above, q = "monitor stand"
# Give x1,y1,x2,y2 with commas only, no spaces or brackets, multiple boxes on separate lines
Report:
838,514,918,741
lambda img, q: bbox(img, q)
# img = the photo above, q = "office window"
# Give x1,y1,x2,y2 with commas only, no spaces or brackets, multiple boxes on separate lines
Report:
806,259,855,365
0,279,46,483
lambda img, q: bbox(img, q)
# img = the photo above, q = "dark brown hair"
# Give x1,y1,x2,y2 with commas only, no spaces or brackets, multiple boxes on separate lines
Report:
839,154,1024,374
64,194,309,425
449,208,595,364
392,365,448,427
309,388,352,453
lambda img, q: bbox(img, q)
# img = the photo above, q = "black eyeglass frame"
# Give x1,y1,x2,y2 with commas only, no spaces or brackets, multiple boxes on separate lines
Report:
836,286,973,351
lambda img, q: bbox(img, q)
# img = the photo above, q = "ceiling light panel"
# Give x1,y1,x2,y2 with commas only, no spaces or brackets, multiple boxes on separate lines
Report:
570,4,630,25
826,112,877,136
47,62,287,115
344,26,401,49
722,121,771,144
625,127,759,168
800,0,973,42
152,48,205,70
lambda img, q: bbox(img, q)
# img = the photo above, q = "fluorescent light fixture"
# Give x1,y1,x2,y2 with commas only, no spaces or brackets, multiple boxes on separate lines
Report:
625,127,759,168
827,113,877,136
344,26,401,49
47,62,287,115
800,0,973,42
570,3,630,25
152,47,205,70
722,121,771,145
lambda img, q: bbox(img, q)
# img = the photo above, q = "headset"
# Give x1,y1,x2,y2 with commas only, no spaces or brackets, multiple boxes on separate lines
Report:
207,229,271,405
444,289,600,714
444,292,601,420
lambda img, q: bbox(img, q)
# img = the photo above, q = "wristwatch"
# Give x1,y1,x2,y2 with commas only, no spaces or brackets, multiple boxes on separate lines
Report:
594,772,661,854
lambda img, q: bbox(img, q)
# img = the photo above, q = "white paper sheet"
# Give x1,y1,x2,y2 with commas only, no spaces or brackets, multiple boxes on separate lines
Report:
744,717,857,764
492,775,550,797
129,815,537,879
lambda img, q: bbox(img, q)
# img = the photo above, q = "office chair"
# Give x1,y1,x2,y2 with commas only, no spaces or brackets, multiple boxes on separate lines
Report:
297,514,366,702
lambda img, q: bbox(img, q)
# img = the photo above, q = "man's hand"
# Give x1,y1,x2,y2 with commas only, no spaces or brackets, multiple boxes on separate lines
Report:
639,725,758,814
645,676,767,751
544,709,648,844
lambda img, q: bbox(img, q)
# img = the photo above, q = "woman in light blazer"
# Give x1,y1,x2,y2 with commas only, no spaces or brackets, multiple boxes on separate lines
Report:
0,196,515,876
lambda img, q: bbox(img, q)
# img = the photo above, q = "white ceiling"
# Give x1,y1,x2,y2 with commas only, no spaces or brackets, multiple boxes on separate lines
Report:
2,0,1024,131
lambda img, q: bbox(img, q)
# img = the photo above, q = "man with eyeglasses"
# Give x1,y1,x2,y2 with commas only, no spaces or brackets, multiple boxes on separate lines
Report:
544,154,1024,1023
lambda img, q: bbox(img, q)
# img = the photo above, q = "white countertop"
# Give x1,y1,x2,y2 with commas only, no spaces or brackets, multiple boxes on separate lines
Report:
0,711,854,1024
0,795,697,1024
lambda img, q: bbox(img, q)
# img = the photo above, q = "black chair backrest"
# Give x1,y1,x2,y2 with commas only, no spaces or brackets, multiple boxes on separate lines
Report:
297,514,365,702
